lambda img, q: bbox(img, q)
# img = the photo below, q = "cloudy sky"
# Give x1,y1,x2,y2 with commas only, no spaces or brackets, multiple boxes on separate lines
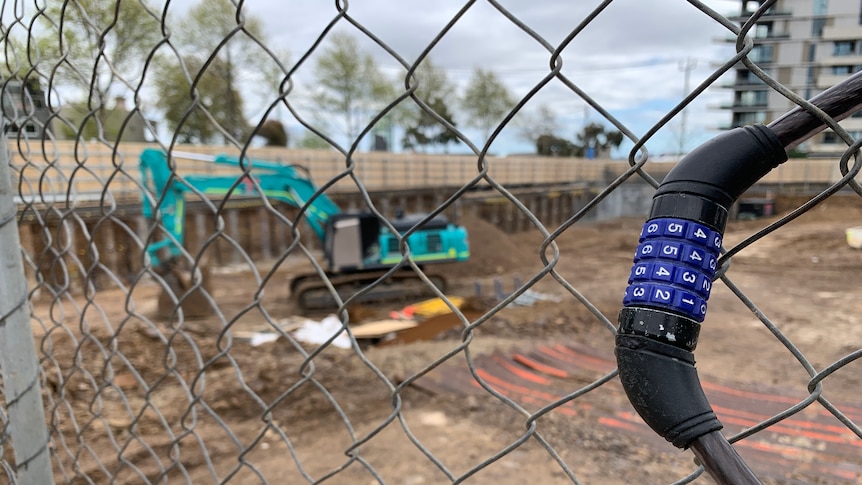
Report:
241,0,742,157
170,0,743,157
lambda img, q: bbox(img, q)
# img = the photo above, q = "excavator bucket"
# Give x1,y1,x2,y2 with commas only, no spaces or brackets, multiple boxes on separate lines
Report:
153,257,215,319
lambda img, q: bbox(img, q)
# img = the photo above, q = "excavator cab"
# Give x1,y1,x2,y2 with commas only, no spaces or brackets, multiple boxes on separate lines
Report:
324,212,468,273
324,213,383,273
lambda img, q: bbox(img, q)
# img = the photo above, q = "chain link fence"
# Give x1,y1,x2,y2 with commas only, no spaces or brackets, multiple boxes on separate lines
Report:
1,0,861,483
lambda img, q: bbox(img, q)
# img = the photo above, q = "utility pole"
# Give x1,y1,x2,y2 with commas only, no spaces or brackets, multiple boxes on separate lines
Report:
678,57,697,156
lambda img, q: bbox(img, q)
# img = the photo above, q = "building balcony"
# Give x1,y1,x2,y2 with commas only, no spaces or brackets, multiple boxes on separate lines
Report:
716,103,769,111
836,117,862,131
718,79,771,89
720,32,790,43
725,9,793,22
819,55,862,66
817,73,856,89
732,56,774,66
822,25,862,41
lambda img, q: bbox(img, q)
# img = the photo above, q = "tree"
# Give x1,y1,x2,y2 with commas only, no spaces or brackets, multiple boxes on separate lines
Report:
518,104,560,146
401,58,460,152
56,98,149,142
297,130,333,150
460,68,515,142
516,104,571,156
36,0,162,136
536,134,576,157
159,0,275,143
574,122,624,158
312,33,395,147
402,97,460,152
152,56,245,144
258,46,293,142
254,119,288,146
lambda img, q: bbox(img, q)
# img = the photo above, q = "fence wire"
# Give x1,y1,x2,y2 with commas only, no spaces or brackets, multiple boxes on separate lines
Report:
1,0,861,484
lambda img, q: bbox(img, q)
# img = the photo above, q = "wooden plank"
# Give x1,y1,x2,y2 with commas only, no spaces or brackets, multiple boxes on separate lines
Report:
350,319,418,339
375,311,481,346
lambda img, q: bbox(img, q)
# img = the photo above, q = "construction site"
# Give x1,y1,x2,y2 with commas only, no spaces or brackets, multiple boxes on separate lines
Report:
11,143,862,484
5,1,862,483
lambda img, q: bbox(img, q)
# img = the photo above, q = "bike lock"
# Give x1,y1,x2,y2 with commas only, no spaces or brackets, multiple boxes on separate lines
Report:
615,70,862,453
616,125,787,448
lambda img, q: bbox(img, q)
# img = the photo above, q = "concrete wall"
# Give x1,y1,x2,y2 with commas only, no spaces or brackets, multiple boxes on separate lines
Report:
594,181,655,221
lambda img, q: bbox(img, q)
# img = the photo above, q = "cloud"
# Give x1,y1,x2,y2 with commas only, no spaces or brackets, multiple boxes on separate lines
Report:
242,0,740,155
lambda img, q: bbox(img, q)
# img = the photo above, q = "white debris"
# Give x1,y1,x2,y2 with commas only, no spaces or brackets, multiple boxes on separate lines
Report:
249,333,280,347
293,315,352,349
509,290,563,307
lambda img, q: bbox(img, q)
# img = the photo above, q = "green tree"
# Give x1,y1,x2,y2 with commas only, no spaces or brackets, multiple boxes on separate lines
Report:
56,99,148,142
312,33,395,147
574,122,624,158
460,68,515,141
254,119,288,146
536,134,576,157
36,0,161,136
518,104,560,147
258,46,293,142
402,97,460,152
160,0,275,143
152,56,244,144
297,130,334,150
401,58,460,152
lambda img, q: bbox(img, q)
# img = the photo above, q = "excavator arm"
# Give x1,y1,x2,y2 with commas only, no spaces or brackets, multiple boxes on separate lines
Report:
140,148,341,265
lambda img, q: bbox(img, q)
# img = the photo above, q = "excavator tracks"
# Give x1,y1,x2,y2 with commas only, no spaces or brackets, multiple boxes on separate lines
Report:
290,270,447,310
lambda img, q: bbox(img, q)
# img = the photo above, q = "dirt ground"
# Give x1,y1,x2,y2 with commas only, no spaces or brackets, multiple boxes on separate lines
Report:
29,193,862,484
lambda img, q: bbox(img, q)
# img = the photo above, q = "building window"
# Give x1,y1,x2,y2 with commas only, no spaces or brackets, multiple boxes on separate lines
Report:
832,65,854,74
833,41,856,56
822,130,862,143
811,0,828,39
736,69,759,84
734,111,767,126
738,90,768,106
813,0,829,15
812,18,826,37
749,45,774,63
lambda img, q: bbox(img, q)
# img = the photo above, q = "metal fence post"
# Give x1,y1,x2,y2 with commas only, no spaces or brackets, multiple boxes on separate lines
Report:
0,136,55,485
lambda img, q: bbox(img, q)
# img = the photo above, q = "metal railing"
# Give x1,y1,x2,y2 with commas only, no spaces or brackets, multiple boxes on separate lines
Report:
1,0,860,483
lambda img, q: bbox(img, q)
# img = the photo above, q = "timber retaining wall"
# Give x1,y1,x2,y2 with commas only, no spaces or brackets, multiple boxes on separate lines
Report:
12,141,845,294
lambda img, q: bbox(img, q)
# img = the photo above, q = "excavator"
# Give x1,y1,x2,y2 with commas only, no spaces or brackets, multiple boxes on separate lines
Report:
139,148,470,317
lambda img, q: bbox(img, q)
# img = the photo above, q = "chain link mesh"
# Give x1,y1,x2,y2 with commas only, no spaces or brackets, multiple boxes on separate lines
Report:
1,0,861,483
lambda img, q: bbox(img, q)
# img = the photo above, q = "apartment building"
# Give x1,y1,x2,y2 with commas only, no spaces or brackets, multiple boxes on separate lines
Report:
724,0,862,156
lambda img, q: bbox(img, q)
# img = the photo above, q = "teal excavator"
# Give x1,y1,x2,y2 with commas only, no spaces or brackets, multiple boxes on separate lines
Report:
139,148,470,316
